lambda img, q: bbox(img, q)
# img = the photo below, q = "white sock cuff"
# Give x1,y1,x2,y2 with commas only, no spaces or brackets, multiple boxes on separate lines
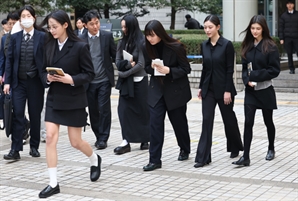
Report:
48,167,58,188
89,152,98,167
119,139,128,147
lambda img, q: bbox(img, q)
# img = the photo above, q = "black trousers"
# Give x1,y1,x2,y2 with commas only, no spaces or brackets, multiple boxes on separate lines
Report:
195,90,243,163
149,96,190,164
11,76,44,151
243,104,275,160
87,81,112,142
284,38,298,71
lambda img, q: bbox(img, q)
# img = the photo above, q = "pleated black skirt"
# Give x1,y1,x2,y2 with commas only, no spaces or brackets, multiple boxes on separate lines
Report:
45,94,87,127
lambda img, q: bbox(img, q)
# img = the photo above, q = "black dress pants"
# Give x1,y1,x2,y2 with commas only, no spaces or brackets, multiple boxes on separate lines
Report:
195,90,243,164
243,104,275,160
149,96,190,164
87,81,112,142
11,76,44,151
284,38,298,71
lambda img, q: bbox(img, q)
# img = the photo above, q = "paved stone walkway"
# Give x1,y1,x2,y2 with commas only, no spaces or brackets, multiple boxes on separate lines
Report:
0,86,297,201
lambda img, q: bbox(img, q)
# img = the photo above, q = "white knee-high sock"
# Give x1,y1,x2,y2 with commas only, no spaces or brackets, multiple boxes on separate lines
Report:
48,167,58,188
89,152,98,167
119,139,128,147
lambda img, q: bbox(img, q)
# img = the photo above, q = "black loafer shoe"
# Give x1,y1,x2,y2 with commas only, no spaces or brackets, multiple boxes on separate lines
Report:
194,160,210,168
265,150,275,161
194,163,204,168
178,150,189,161
232,156,250,166
289,70,295,74
4,149,20,160
29,147,40,157
143,163,161,171
90,155,102,182
140,142,149,150
230,152,239,158
39,184,60,198
95,141,107,149
114,144,131,154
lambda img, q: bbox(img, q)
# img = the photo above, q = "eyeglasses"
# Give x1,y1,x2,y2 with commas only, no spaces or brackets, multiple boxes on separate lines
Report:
47,26,58,32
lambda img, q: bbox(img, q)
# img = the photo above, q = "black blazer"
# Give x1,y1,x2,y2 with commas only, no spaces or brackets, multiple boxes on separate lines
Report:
144,43,191,111
79,30,116,87
5,30,45,88
242,40,280,109
199,36,237,99
0,35,7,77
74,28,88,36
42,39,95,110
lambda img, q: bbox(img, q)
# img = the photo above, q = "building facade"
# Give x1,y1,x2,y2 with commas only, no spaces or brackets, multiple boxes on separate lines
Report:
223,0,298,41
0,0,297,40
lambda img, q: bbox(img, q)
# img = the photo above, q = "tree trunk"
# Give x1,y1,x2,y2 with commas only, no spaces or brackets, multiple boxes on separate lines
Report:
170,6,176,30
104,3,110,19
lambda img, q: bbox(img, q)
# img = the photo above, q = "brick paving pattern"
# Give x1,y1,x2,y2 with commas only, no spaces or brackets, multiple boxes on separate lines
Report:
1,87,297,201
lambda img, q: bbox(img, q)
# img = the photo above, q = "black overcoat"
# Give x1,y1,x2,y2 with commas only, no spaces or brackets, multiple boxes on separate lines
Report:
242,40,280,109
144,43,191,111
41,40,95,111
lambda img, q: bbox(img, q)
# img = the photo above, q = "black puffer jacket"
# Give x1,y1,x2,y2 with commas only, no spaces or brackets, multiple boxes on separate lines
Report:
279,10,298,40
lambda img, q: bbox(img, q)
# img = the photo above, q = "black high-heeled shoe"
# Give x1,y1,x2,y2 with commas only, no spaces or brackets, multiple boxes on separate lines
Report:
232,156,250,166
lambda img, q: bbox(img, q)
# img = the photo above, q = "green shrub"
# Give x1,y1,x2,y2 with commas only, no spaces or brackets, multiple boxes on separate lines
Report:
115,32,284,64
167,29,205,35
172,34,284,64
232,41,242,64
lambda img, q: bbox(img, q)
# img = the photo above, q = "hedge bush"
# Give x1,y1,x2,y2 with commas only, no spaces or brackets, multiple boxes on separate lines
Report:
167,29,206,35
171,31,283,64
116,30,283,64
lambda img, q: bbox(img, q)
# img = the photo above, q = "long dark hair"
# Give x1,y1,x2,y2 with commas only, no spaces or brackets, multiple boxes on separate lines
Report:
39,10,81,66
144,20,184,59
18,5,39,30
240,15,276,58
120,14,144,53
203,14,221,35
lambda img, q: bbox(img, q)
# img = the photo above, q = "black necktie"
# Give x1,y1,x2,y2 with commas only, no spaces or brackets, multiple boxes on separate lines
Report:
24,33,30,42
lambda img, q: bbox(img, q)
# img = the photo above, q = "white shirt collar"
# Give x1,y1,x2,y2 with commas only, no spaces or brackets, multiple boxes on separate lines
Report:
88,31,100,38
23,29,34,37
57,37,68,51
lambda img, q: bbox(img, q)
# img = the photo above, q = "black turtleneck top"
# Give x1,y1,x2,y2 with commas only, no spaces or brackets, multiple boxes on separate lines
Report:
154,40,164,60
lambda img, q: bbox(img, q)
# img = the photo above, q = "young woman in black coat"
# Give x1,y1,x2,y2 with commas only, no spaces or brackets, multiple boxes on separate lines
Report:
38,10,100,198
114,14,150,154
142,20,192,171
232,15,280,166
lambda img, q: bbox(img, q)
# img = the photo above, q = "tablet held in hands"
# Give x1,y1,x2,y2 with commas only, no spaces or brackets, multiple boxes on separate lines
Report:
46,67,65,76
